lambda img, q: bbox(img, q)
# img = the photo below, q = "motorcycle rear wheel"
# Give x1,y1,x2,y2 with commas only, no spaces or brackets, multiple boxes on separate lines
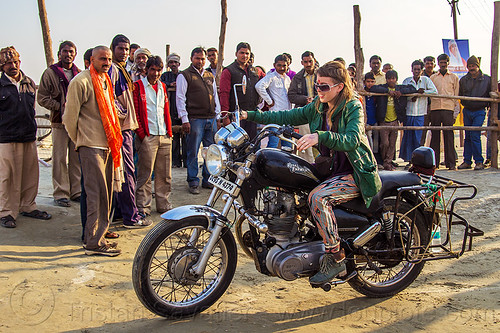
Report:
348,200,429,297
132,217,237,318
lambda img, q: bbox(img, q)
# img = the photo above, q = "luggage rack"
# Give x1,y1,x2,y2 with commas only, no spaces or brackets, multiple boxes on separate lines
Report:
392,173,484,264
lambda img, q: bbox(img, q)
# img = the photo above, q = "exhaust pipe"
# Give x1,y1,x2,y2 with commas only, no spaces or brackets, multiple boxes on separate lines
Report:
352,221,382,248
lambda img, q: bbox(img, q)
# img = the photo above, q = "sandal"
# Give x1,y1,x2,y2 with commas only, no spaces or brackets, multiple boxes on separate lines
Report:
20,210,52,220
1,215,16,228
55,198,71,207
105,231,120,239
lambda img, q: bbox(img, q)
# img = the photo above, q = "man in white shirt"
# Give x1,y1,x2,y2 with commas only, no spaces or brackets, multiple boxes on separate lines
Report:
400,60,437,165
255,54,291,148
176,47,221,194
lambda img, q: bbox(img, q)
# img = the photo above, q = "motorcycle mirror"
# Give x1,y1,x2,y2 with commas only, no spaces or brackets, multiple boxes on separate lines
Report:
241,75,247,95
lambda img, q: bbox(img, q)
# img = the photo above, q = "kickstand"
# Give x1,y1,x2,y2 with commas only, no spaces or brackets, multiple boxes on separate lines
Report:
359,248,382,274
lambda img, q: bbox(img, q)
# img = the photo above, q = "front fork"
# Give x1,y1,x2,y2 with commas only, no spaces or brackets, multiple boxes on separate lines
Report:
190,158,254,277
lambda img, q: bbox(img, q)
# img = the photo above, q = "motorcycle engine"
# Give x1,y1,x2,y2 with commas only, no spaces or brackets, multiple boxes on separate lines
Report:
261,189,322,281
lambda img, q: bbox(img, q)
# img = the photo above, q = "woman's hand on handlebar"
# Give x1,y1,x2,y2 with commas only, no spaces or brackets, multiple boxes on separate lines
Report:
296,133,318,151
240,110,248,120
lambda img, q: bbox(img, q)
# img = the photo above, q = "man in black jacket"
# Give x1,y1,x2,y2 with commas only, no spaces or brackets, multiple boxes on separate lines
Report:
369,70,417,170
0,46,51,228
288,51,317,162
458,56,491,170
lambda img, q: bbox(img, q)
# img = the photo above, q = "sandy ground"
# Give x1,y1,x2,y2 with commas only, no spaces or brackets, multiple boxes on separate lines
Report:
1,142,500,332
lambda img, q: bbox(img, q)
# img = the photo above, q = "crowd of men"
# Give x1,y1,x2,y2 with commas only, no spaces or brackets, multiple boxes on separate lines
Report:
0,34,496,257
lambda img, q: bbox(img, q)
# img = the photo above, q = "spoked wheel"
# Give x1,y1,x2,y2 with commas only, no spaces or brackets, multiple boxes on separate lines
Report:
35,114,52,162
132,217,237,318
348,200,429,297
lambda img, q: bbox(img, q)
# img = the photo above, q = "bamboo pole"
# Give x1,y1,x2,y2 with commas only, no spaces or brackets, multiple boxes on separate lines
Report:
37,0,54,66
216,0,228,85
166,44,170,59
490,1,499,168
353,5,364,90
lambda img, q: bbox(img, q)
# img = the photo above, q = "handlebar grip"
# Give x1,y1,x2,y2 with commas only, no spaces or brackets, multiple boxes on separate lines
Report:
290,131,302,140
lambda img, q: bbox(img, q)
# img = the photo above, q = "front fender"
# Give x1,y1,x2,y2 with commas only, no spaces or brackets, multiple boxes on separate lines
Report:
160,205,222,226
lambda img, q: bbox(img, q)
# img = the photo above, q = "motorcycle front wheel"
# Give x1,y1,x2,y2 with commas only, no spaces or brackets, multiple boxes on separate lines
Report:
348,199,429,297
132,217,237,318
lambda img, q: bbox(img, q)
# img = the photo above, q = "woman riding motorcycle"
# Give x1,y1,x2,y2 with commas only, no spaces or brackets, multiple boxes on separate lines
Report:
241,60,382,285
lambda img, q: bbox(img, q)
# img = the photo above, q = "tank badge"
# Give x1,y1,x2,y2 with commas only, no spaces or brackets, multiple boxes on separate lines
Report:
287,162,319,182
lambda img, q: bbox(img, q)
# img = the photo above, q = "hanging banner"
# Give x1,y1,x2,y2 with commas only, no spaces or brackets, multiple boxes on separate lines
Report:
442,39,470,78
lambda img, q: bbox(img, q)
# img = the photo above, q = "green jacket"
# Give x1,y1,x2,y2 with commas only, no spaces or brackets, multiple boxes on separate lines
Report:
247,96,382,207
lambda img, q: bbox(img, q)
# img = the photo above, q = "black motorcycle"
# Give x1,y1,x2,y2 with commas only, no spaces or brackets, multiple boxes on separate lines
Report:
132,114,482,318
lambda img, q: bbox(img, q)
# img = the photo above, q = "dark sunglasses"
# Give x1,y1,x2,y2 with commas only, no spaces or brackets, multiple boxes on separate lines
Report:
314,82,340,92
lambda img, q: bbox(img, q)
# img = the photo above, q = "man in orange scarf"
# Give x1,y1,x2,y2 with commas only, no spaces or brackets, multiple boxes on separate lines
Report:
63,46,122,256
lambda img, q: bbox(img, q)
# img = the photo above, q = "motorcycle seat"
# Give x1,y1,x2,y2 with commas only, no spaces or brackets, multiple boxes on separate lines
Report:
338,171,421,215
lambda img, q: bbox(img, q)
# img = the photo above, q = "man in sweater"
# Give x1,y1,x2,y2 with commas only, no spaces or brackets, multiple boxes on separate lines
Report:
38,41,82,207
176,47,221,194
130,47,151,82
288,50,317,162
63,46,121,256
0,46,52,228
430,54,459,170
133,56,173,215
458,56,492,170
108,34,150,227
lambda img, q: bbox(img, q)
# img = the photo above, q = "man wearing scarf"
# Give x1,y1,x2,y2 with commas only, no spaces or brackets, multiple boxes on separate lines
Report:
64,46,122,256
108,34,151,228
38,41,82,208
0,46,52,228
130,47,151,82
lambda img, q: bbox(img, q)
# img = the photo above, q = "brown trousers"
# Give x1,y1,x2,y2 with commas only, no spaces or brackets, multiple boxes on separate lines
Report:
52,126,81,200
430,110,456,168
136,135,172,214
379,120,399,168
0,142,38,219
79,147,113,249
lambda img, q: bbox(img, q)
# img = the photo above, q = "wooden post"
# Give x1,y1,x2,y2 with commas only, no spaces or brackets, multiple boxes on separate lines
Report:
490,1,500,168
353,5,364,90
166,44,170,59
216,0,228,85
37,0,54,66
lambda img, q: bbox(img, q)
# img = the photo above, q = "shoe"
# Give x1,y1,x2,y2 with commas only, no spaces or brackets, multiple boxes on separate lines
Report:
71,196,81,203
85,244,121,256
383,164,395,171
20,210,52,220
457,162,472,170
105,231,119,238
1,215,16,228
404,163,412,170
123,216,153,229
474,163,485,170
448,165,456,170
309,253,347,285
391,161,399,167
189,186,200,194
201,182,214,189
138,211,151,218
55,198,71,207
484,159,491,166
157,205,172,214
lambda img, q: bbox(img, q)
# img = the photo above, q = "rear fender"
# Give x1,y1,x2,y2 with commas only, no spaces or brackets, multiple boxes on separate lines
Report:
160,205,222,228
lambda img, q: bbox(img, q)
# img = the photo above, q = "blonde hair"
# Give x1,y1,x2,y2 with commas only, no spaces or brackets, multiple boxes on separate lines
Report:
315,61,354,129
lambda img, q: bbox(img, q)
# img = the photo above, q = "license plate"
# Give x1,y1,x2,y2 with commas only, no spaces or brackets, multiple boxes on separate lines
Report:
208,175,237,195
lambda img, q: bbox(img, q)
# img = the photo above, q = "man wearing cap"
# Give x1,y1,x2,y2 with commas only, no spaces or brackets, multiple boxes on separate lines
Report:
108,34,151,228
161,53,185,168
0,46,52,228
130,47,151,82
37,41,82,207
458,55,492,170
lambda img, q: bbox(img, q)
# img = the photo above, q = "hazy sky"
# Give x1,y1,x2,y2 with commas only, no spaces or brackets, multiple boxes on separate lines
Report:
2,0,498,84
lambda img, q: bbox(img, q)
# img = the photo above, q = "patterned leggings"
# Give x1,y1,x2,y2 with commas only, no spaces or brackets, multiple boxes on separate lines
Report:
308,174,360,253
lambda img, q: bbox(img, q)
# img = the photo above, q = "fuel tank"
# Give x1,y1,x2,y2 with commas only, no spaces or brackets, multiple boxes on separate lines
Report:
253,148,321,191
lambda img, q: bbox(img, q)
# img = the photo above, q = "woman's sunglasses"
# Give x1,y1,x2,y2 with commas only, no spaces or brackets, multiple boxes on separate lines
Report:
314,82,340,92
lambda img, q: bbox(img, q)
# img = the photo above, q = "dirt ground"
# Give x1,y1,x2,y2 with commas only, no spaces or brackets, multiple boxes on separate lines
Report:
1,146,499,332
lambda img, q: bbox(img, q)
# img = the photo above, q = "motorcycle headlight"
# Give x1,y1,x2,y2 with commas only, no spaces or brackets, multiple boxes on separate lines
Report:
205,144,228,176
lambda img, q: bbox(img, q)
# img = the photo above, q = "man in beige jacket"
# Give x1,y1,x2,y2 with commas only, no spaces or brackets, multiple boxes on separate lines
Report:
38,41,81,207
63,46,121,256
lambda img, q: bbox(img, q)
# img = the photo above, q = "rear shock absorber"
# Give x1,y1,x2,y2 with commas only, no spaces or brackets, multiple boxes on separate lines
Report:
381,210,393,240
